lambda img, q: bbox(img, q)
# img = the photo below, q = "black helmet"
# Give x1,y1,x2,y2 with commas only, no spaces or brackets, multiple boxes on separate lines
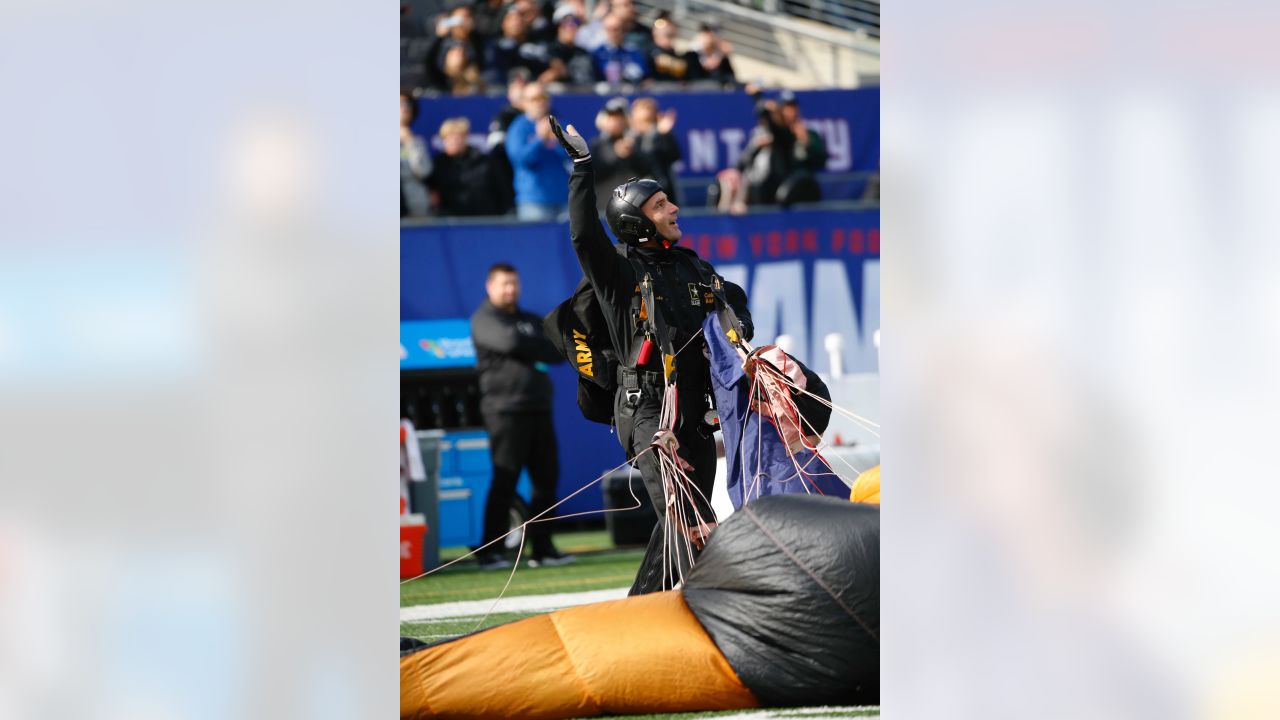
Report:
606,177,665,246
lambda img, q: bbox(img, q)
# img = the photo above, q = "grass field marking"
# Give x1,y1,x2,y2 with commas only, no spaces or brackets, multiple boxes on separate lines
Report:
400,586,629,622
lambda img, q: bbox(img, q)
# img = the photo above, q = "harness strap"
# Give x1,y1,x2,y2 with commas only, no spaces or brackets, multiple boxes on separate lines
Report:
639,272,678,382
672,249,747,346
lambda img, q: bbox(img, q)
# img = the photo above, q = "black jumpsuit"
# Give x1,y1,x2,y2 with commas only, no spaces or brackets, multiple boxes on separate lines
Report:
567,160,753,595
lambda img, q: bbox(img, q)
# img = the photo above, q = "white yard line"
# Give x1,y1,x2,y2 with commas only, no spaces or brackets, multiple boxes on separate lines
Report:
400,587,630,623
703,708,878,719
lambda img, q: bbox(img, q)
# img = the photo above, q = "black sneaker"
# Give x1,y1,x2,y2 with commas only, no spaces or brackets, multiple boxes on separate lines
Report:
476,552,511,571
527,551,576,568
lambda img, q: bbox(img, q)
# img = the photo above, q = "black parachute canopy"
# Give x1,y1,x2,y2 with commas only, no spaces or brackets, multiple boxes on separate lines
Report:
683,494,880,706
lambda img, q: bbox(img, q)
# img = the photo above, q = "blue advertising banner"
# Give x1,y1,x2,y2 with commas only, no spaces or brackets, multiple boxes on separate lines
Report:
402,208,879,375
410,88,879,203
400,319,476,370
401,207,879,517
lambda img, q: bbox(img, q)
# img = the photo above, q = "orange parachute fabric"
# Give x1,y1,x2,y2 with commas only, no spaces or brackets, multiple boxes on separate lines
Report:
401,590,757,719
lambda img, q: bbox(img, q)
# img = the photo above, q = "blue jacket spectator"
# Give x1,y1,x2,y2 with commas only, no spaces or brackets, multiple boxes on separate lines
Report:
504,83,569,220
593,13,649,84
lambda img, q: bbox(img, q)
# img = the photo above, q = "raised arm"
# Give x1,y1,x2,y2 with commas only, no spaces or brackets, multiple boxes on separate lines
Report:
550,116,624,297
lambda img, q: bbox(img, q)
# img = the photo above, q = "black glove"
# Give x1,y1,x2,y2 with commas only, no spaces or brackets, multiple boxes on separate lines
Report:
549,115,591,163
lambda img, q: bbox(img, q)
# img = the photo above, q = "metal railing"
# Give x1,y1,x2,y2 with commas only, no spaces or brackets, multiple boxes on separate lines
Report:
634,0,879,87
779,0,880,37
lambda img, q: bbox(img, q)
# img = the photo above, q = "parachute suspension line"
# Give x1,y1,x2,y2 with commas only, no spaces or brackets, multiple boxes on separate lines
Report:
772,373,881,436
399,448,657,586
754,362,877,487
735,347,877,498
406,448,660,634
740,365,768,505
750,358,833,497
645,326,721,590
470,535,528,633
742,353,824,499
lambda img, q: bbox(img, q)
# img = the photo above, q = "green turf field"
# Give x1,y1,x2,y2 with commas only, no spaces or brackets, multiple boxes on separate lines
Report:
400,528,878,719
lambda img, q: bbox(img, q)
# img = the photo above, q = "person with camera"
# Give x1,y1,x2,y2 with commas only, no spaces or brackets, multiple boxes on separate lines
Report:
549,115,754,596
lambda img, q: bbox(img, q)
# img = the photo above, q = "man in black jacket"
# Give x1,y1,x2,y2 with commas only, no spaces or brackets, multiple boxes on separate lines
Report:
549,116,754,596
470,263,574,569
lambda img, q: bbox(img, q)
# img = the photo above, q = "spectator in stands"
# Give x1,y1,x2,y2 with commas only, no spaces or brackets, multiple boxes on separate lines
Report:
400,2,434,89
441,44,486,94
419,1,486,93
649,14,700,84
695,22,737,86
401,92,432,218
736,89,826,206
401,2,427,38
505,82,570,220
573,0,608,51
778,91,828,177
472,0,508,40
610,0,653,53
486,68,534,215
591,97,655,213
483,4,553,87
737,94,792,207
429,118,499,216
592,11,650,85
515,0,555,43
542,6,598,86
628,97,683,204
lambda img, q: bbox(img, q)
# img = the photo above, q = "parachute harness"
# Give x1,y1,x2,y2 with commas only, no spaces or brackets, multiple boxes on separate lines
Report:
638,269,722,590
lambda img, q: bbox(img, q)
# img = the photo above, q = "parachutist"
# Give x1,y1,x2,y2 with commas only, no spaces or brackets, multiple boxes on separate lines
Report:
549,114,754,595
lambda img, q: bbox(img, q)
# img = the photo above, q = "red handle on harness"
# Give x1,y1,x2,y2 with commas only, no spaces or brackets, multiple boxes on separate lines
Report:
636,337,655,366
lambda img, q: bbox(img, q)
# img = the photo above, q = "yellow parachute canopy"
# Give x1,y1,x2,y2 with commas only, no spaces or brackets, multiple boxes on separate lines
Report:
850,465,880,505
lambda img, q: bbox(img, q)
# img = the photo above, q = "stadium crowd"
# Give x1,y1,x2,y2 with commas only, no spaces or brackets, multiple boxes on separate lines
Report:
401,83,840,219
398,0,877,220
402,0,739,95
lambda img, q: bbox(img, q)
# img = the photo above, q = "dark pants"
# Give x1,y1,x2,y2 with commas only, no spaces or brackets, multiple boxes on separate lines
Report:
481,411,559,555
615,387,716,596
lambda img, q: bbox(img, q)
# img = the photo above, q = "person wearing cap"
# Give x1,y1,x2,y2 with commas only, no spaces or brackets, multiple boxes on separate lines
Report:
778,91,828,199
590,97,655,214
542,7,598,86
738,89,826,206
548,115,754,596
